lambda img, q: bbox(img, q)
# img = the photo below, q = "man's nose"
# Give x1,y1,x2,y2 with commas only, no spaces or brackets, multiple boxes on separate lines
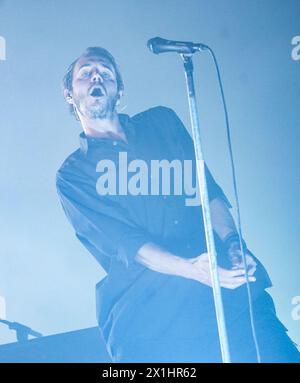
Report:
91,71,103,83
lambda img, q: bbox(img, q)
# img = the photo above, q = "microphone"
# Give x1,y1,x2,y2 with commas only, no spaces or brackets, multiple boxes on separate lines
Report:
147,36,208,55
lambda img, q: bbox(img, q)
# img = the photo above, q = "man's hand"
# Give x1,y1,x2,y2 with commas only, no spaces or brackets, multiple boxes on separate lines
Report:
187,252,257,289
136,242,257,289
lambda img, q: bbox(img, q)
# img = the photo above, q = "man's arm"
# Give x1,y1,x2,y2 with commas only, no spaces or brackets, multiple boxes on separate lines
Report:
135,197,257,289
210,197,236,241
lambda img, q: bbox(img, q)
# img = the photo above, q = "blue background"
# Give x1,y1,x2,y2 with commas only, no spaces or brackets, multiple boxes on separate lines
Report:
0,0,299,349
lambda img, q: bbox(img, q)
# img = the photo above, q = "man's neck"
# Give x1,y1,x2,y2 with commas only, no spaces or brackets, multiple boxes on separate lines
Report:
80,113,127,142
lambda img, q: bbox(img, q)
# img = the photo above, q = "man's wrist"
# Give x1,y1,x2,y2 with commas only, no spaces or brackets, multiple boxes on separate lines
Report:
136,243,199,280
177,256,200,281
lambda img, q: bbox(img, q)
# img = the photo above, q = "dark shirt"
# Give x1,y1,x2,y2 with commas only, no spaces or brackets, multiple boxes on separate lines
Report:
56,106,271,354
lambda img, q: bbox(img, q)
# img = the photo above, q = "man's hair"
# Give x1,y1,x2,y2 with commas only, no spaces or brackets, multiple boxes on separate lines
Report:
62,47,124,118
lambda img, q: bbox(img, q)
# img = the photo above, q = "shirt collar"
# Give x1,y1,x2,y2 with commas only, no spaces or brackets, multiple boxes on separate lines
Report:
79,113,135,154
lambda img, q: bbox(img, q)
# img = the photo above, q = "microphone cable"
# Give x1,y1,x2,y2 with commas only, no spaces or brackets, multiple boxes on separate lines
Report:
205,46,261,363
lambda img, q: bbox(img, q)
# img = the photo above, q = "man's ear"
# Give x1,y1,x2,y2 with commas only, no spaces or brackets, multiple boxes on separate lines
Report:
116,90,123,106
64,89,73,105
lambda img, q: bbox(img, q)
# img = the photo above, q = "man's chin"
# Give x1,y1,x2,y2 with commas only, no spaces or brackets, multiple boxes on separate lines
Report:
89,110,107,119
79,99,118,119
86,105,109,119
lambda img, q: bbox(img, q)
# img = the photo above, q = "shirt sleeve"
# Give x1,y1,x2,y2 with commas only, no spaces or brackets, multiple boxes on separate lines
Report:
56,170,151,271
158,106,232,208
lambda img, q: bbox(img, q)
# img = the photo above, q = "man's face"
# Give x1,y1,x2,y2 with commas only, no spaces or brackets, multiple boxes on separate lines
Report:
70,54,120,119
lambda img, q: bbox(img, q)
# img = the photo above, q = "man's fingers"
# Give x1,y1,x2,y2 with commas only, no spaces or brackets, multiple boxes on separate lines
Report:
221,282,245,289
247,265,256,276
221,274,256,284
219,268,247,278
232,276,256,284
237,263,257,276
236,254,257,269
220,275,256,289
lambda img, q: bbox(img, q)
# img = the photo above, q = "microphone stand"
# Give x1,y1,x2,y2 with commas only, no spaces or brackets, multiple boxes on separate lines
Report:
0,319,43,342
181,53,231,363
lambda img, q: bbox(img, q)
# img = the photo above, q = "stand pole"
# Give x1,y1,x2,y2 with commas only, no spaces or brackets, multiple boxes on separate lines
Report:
181,54,231,363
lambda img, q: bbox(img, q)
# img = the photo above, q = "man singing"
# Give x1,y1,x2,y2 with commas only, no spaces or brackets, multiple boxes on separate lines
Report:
56,46,300,362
